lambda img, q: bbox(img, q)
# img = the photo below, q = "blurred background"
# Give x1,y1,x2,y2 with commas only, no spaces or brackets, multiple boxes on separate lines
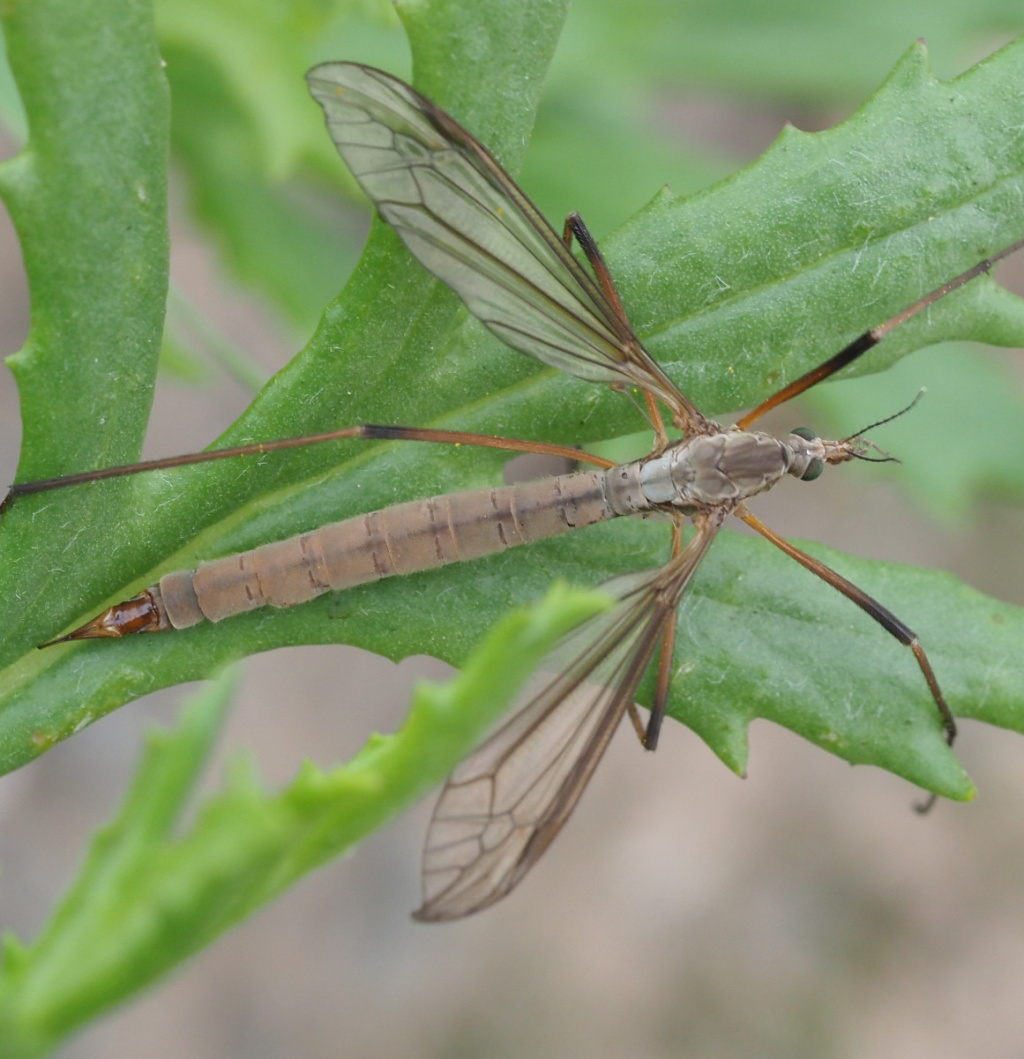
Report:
2,1,1024,1055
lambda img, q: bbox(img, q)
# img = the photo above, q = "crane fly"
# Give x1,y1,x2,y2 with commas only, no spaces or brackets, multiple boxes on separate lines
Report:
5,63,1024,921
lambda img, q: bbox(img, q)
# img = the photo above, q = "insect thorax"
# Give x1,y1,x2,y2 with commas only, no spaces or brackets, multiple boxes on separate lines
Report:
606,429,805,514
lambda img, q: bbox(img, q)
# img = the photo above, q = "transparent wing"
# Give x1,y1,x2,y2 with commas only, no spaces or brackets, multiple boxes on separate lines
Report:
414,521,719,921
306,62,704,432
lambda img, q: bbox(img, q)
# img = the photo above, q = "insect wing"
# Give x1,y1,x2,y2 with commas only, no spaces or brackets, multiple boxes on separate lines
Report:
414,522,719,921
306,62,698,425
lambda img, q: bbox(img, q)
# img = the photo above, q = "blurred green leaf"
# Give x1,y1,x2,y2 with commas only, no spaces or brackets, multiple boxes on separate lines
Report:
806,344,1024,523
157,6,363,328
0,668,237,1058
520,88,730,236
164,287,269,393
156,0,338,178
555,0,1024,102
157,332,212,385
0,583,607,1053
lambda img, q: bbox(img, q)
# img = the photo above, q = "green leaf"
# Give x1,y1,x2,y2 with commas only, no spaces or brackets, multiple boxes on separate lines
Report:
669,529,1022,798
0,669,237,1058
0,584,608,1053
1,7,1024,809
0,0,169,482
156,0,368,329
156,0,349,180
556,0,1024,102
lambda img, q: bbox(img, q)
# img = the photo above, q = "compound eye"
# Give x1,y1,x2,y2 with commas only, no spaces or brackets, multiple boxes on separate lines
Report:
800,457,824,482
790,426,817,441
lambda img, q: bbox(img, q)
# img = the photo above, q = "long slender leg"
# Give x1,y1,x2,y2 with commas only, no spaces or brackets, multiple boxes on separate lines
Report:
620,520,688,750
0,423,616,517
625,703,647,744
562,212,669,448
738,508,956,746
736,236,1024,429
642,390,670,453
642,518,686,751
563,212,629,319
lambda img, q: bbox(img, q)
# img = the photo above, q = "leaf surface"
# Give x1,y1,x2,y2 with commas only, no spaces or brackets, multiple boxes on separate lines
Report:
1,24,1024,795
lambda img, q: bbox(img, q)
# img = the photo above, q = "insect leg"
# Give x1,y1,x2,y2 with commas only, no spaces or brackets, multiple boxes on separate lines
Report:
642,519,687,751
626,704,647,743
562,211,669,447
563,213,629,318
737,237,1024,428
1,424,615,516
738,508,956,748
